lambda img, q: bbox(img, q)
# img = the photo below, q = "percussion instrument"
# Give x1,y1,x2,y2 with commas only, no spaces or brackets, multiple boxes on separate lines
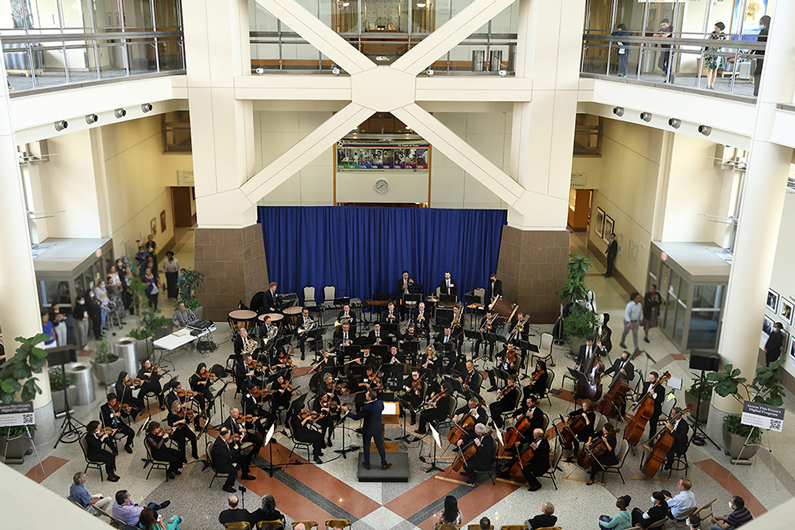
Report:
259,313,285,330
228,310,257,333
489,296,519,328
425,296,440,303
283,306,303,315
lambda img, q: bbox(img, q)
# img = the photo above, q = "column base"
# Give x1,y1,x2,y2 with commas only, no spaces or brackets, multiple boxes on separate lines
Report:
194,225,269,322
496,226,569,324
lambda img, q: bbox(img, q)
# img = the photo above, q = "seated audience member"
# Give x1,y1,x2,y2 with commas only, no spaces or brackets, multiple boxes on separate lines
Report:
632,492,669,528
111,490,171,527
599,495,633,530
293,524,306,530
685,514,702,530
667,478,697,519
171,301,197,329
437,495,462,525
69,472,113,516
249,494,286,526
479,516,491,529
526,502,557,529
218,494,251,525
710,496,753,530
138,506,183,530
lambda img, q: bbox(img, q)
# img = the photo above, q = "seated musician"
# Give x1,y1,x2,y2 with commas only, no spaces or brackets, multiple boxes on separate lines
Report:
415,381,454,436
145,421,186,480
383,301,399,324
369,323,386,346
422,345,442,377
435,327,456,349
113,372,143,420
189,362,215,414
602,351,635,415
234,326,254,355
632,492,669,528
85,420,120,482
171,301,196,330
524,360,549,400
401,324,419,345
287,407,325,464
273,349,294,380
100,393,136,454
313,389,340,447
354,366,382,411
223,407,265,464
487,343,519,392
350,344,377,367
453,395,489,427
311,350,335,374
333,323,355,351
400,369,426,424
583,423,619,485
506,396,544,444
241,385,274,427
489,374,520,428
458,360,482,399
385,344,403,365
167,402,199,460
413,301,428,333
657,406,690,470
211,427,256,493
455,423,495,485
475,311,497,360
498,428,550,491
508,312,530,344
271,374,294,413
564,399,595,461
337,304,356,325
257,315,278,348
576,337,606,371
234,352,258,393
164,382,200,429
297,307,315,360
137,359,165,410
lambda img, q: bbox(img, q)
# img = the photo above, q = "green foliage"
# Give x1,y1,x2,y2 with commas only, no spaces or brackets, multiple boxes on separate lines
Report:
0,424,37,438
129,308,171,340
686,371,715,402
48,367,76,392
128,276,148,335
555,254,593,303
92,338,117,365
563,304,600,342
722,414,761,444
178,267,204,311
0,334,49,405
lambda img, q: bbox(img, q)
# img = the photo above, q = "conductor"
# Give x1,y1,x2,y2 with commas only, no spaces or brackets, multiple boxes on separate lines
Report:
341,389,392,470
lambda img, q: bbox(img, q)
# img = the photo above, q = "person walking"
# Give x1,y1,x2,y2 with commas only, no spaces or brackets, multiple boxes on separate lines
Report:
620,292,643,354
704,22,726,90
643,285,663,343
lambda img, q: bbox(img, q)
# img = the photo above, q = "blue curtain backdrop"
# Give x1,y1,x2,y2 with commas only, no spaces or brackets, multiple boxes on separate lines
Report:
257,206,507,305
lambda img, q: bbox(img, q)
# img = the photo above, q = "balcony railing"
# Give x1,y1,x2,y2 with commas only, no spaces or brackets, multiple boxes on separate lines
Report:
581,32,766,101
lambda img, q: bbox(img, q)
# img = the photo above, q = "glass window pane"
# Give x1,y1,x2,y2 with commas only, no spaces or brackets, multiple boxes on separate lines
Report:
668,269,680,300
649,252,660,282
687,311,720,350
692,284,726,309
122,0,153,31
75,274,85,298
673,302,686,343
93,0,123,30
40,280,71,307
154,0,180,29
678,278,689,305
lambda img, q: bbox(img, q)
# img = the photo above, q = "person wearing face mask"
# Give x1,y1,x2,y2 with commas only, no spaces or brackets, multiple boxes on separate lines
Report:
93,281,110,332
87,290,103,340
764,322,784,365
74,295,91,350
710,496,753,530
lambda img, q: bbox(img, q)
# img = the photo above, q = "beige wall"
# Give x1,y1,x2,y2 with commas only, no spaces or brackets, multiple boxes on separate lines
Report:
768,189,795,379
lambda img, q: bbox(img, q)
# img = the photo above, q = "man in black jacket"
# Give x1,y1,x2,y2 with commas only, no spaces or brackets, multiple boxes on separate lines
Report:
507,396,545,443
218,494,251,525
452,395,489,427
341,389,391,470
264,282,279,312
100,393,136,454
635,371,666,441
439,271,457,298
602,350,636,415
576,337,607,370
764,322,784,365
211,428,256,493
455,423,494,484
223,407,264,467
605,233,618,278
87,291,103,340
661,407,690,470
487,273,503,303
520,428,550,491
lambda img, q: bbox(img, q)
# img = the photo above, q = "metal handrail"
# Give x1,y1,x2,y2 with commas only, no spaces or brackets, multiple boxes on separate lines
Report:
0,30,183,45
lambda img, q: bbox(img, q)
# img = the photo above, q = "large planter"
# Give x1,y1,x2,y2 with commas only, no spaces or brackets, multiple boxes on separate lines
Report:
133,336,152,362
52,385,78,415
92,356,126,386
721,420,760,460
0,428,35,464
567,336,585,357
684,392,710,424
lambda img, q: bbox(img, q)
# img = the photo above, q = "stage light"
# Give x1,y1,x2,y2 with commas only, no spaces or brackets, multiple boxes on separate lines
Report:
640,112,652,122
141,103,153,113
114,108,127,119
54,120,68,131
698,125,712,136
613,107,624,117
668,118,681,129
85,114,99,125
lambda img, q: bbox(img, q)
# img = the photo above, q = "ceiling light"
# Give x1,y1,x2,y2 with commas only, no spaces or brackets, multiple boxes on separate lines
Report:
613,106,624,117
499,69,506,77
114,108,127,119
698,125,712,136
332,66,340,76
54,120,68,131
85,114,99,124
668,118,681,129
427,69,434,77
141,103,152,113
640,112,652,122
255,68,264,75
417,2,426,7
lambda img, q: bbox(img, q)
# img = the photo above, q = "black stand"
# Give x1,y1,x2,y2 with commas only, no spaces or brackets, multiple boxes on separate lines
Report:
688,369,719,449
424,427,443,473
333,415,360,459
395,397,414,443
51,347,83,448
266,438,282,477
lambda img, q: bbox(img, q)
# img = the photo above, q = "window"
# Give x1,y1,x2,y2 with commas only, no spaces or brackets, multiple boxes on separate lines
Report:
162,111,191,152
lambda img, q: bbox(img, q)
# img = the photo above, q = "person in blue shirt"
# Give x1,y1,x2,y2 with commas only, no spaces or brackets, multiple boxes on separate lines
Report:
135,246,150,270
69,472,113,516
41,311,55,348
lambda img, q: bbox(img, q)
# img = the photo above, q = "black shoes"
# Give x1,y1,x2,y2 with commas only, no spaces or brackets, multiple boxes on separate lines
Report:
223,486,236,493
314,456,323,464
529,485,541,491
242,474,256,480
644,338,650,343
124,445,133,454
166,472,175,480
487,387,497,392
160,501,171,510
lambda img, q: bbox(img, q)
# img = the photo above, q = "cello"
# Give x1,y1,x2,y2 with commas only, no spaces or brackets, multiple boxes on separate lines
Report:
448,411,476,445
623,371,671,446
640,405,692,477
451,429,493,472
556,409,591,450
504,414,534,447
577,428,620,470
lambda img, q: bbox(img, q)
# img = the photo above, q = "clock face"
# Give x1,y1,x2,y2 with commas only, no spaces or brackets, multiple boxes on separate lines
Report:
374,178,389,194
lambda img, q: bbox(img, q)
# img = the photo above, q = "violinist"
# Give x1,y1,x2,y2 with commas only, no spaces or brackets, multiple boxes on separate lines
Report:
458,361,481,400
563,399,595,461
415,381,454,436
487,343,519,392
145,421,186,480
189,362,216,413
354,366,382,411
498,428,549,491
368,323,385,346
242,386,275,426
313,390,340,447
211,427,255,493
455,423,494,485
474,311,497,361
655,406,689,470
489,374,520,428
100,393,136,454
576,337,606,371
333,323,354,351
113,372,143,420
524,361,548,400
634,371,665,442
318,372,341,397
164,382,198,428
602,351,635,415
287,407,325,464
506,396,544,444
400,369,426,424
273,350,294,380
583,423,619,485
137,359,165,410
270,374,293,413
453,395,489,427
86,420,120,481
167,402,199,460
223,407,264,465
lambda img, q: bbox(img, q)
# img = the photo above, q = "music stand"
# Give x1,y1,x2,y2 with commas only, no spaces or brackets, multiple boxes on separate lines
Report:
371,345,388,357
263,423,282,477
334,410,360,459
49,346,82,448
383,363,405,392
424,425,444,473
403,341,419,364
519,340,537,379
333,297,351,307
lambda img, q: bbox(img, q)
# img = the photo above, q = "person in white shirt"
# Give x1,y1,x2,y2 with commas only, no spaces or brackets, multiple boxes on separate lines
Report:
619,292,643,353
665,477,697,519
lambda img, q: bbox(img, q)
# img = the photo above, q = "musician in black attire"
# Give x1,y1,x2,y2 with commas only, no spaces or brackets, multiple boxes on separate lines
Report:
632,492,669,528
137,359,165,409
313,390,340,446
401,324,420,344
369,323,386,346
489,375,520,428
145,421,186,480
385,344,403,365
576,337,606,371
452,395,489,427
164,382,199,429
241,387,275,431
474,311,497,360
487,272,503,302
337,304,356,325
234,353,256,393
455,423,495,485
333,323,355,351
297,307,315,359
415,381,453,436
211,427,255,493
439,271,457,297
85,420,120,481
264,282,279,312
353,366,381,411
520,428,550,491
400,369,425,424
584,424,619,485
434,327,457,361
223,407,265,466
602,351,635,416
507,312,530,344
287,407,325,464
413,302,429,334
167,402,199,460
660,406,690,470
100,393,136,454
397,271,415,318
113,372,144,420
458,360,481,400
564,399,595,460
270,374,293,414
524,360,549,400
383,301,399,324
506,396,544,443
233,327,253,355
635,371,665,441
189,362,215,414
487,343,518,391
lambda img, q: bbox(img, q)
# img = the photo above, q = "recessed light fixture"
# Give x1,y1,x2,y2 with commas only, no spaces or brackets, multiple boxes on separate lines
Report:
332,66,340,76
613,107,624,117
85,114,99,124
698,125,712,136
668,118,681,129
640,112,652,122
114,108,127,119
54,120,68,131
141,103,152,113
427,69,434,77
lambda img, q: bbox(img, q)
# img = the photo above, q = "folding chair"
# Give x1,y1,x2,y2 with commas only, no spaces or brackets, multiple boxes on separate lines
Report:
143,436,172,481
286,420,313,460
467,525,493,530
600,438,630,484
256,521,284,529
325,519,351,530
224,523,251,530
435,525,460,530
671,507,698,529
292,522,318,530
532,333,555,367
539,438,563,490
206,441,224,488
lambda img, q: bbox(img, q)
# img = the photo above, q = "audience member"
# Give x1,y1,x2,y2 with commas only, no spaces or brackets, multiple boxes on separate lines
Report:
479,516,491,529
667,478,697,519
293,524,306,530
526,502,557,529
437,495,462,525
632,492,669,528
218,494,250,525
685,514,702,530
111,490,170,527
599,495,633,530
250,494,286,527
138,506,182,530
711,496,753,530
69,472,113,516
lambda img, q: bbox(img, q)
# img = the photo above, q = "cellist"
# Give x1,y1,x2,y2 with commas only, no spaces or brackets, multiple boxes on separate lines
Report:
634,371,665,442
505,395,544,445
452,395,489,428
654,406,689,470
602,351,635,415
497,428,549,491
455,423,495,485
583,423,619,485
563,399,595,461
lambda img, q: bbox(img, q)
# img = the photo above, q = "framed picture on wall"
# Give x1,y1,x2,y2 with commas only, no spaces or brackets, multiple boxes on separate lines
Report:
762,314,774,338
594,208,605,239
150,218,157,236
789,335,795,361
766,289,780,313
780,298,794,326
603,215,615,244
160,210,167,233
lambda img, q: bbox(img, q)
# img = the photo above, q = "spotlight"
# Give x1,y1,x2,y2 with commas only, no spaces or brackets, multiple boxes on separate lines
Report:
499,69,507,77
85,114,99,125
613,106,624,117
54,120,68,131
668,118,681,129
640,112,652,122
698,125,712,136
427,69,434,77
332,66,340,76
255,68,264,75
141,103,152,113
114,108,127,119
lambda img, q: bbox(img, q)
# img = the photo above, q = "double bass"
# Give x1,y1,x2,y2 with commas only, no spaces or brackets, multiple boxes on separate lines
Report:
640,405,692,477
623,371,671,446
599,351,641,418
451,429,493,472
575,344,604,401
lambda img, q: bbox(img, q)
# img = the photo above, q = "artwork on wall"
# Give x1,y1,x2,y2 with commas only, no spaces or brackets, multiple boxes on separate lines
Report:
762,314,774,338
780,298,794,326
789,335,795,361
160,210,167,233
336,140,430,172
594,208,605,239
766,289,779,313
603,215,615,244
150,218,157,236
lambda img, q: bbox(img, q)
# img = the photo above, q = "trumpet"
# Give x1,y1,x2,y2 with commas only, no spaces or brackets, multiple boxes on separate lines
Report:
334,314,353,327
297,318,317,335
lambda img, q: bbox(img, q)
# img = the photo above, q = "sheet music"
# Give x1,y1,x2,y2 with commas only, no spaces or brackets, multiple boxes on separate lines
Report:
430,425,442,449
383,402,398,415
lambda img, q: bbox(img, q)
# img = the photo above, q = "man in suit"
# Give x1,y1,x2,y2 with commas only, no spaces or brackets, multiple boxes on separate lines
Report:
635,371,665,442
519,428,550,491
661,406,690,470
368,323,385,346
458,361,481,399
455,423,495,485
413,301,429,332
264,282,279,312
764,322,784,365
341,389,392,470
507,396,545,443
100,394,136,454
604,233,618,278
602,350,635,416
439,271,457,298
576,337,607,371
452,395,489,427
297,307,315,360
487,272,503,303
333,323,355,350
211,427,256,493
337,304,356,325
397,271,415,319
223,407,264,464
475,311,497,360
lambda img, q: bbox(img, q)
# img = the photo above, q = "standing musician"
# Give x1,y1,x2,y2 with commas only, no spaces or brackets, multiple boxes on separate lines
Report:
397,271,415,319
475,311,497,360
452,395,489,427
113,372,144,420
211,427,256,493
224,407,265,464
189,362,215,414
264,281,280,313
167,402,199,460
337,304,356,326
602,351,635,415
634,371,665,442
270,374,294,414
487,272,503,303
524,360,549,400
313,388,340,447
100,393,136,454
487,343,519,392
563,399,595,461
489,374,520,428
439,271,457,298
85,420,120,481
415,381,454,436
506,396,545,443
458,360,482,399
288,407,325,464
413,302,429,333
354,366,382,411
400,369,426,424
369,323,385,345
583,423,619,485
455,423,494,485
297,307,315,360
145,421,186,480
655,406,690,470
383,301,399,324
137,359,165,410
576,337,606,371
333,323,355,351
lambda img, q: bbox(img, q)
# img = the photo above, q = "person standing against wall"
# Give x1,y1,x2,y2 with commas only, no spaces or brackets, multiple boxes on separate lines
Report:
612,24,630,77
643,285,663,344
604,233,618,278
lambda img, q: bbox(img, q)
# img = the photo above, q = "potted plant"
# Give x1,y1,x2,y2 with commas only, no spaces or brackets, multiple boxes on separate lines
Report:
0,333,49,463
178,267,205,320
707,359,786,459
685,370,715,424
91,337,125,386
555,253,599,349
49,366,77,415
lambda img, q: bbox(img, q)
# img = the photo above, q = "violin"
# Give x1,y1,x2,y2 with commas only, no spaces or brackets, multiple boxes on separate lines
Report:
280,381,295,393
506,349,517,365
640,405,692,478
247,360,264,371
153,426,173,437
623,371,671,447
104,426,116,436
111,401,133,413
176,408,198,420
420,389,446,411
531,368,545,384
577,429,620,470
197,371,218,383
496,383,515,401
451,429,493,472
299,409,321,422
250,386,272,399
320,395,340,412
176,388,196,400
236,414,256,424
123,377,142,387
